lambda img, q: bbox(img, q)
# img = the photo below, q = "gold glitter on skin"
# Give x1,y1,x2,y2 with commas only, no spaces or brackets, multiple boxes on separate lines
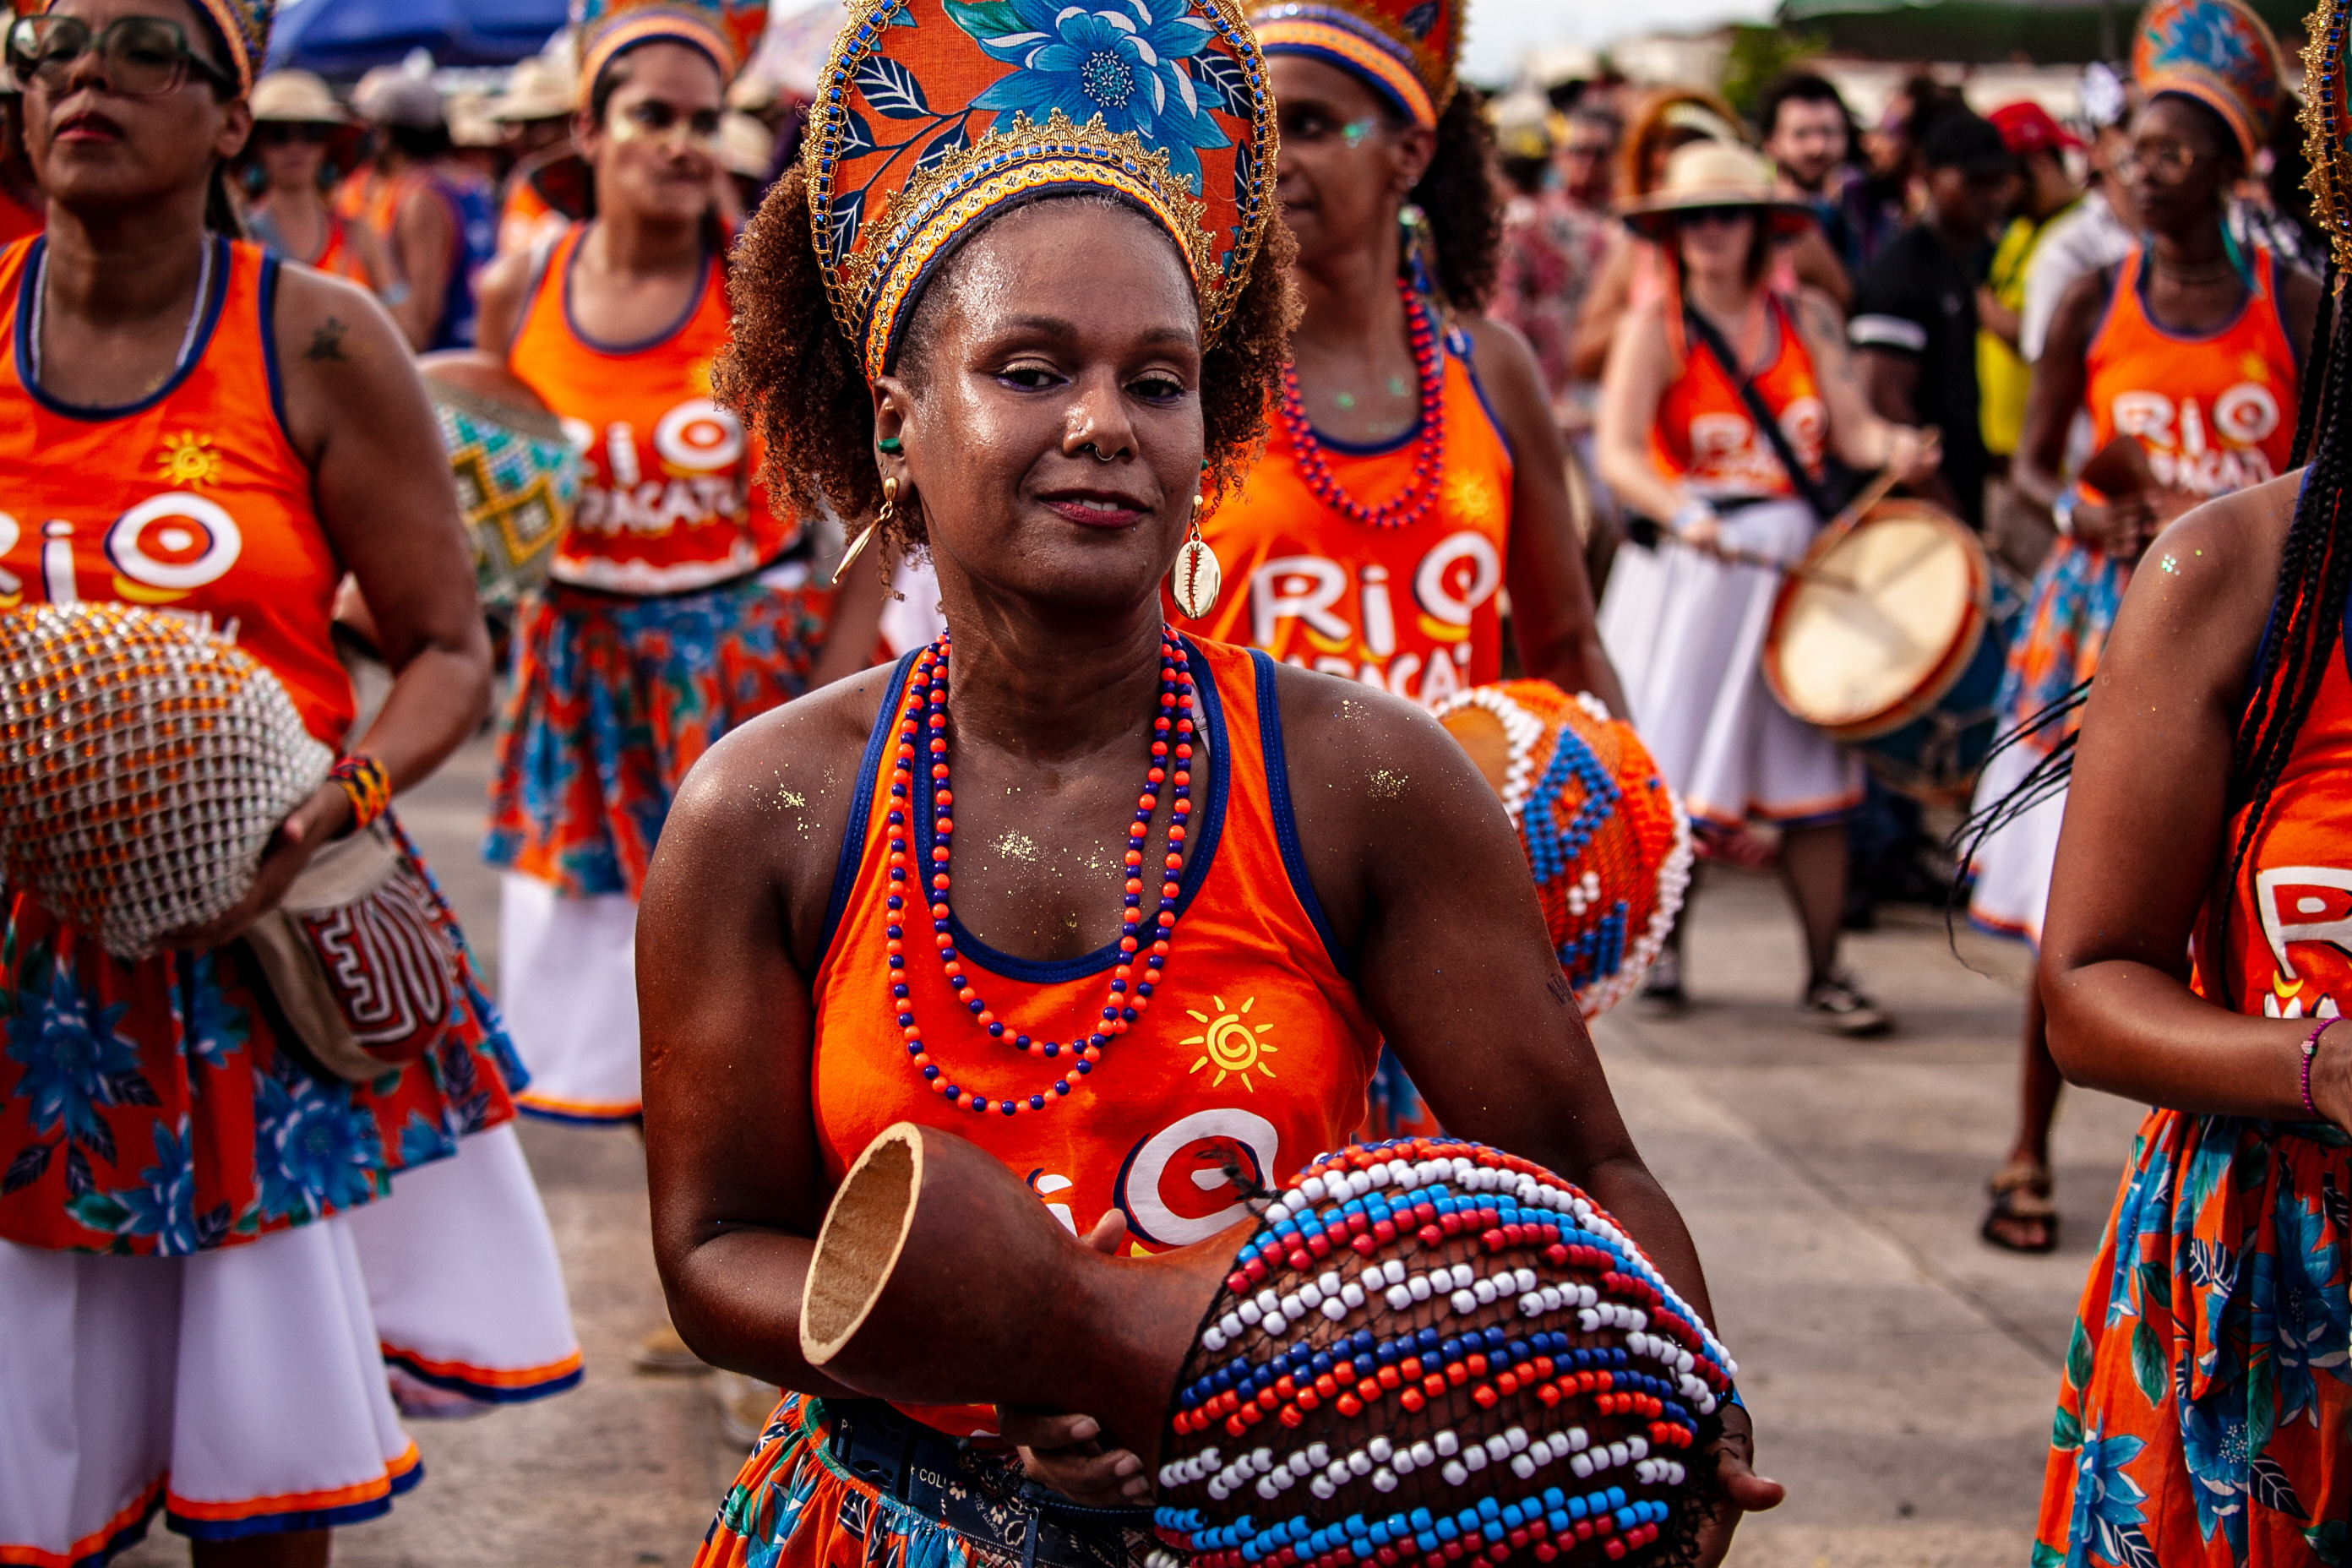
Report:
1367,769,1407,799
996,831,1037,862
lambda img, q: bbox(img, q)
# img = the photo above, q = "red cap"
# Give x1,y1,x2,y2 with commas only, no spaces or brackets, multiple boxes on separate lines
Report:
1990,100,2082,155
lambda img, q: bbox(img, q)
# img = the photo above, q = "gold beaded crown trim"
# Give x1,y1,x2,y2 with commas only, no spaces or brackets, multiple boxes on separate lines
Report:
805,0,1274,382
2306,0,2352,271
1250,0,1455,126
2132,0,2284,163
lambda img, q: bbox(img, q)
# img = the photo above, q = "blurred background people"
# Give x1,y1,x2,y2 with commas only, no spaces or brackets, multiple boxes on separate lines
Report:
1757,71,1881,277
242,68,391,291
351,67,495,349
493,54,578,256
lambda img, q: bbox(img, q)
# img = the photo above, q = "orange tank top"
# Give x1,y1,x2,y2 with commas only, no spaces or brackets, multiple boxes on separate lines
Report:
2197,580,2352,1021
498,177,566,257
812,636,1381,1435
310,215,369,287
2085,245,2298,498
0,237,351,746
508,223,796,594
1649,295,1827,502
1182,332,1515,709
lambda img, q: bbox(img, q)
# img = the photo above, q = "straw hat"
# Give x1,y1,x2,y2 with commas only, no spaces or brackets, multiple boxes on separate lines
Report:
492,56,578,123
250,68,346,124
1620,143,1816,242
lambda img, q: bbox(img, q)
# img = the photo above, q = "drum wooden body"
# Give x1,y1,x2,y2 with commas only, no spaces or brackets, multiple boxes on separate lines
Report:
802,1124,1734,1568
1432,683,1690,1017
418,351,578,609
1762,501,2004,803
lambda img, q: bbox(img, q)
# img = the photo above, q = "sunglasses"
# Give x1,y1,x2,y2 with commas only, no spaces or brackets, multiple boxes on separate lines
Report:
6,14,234,98
253,121,335,145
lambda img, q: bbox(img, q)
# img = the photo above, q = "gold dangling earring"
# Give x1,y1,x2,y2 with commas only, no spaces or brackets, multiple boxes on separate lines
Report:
1169,492,1221,618
835,476,895,585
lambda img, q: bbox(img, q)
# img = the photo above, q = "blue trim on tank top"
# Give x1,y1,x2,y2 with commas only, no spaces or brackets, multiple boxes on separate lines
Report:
14,234,232,422
816,651,920,963
1251,649,1353,977
909,634,1233,984
562,224,714,356
257,250,291,442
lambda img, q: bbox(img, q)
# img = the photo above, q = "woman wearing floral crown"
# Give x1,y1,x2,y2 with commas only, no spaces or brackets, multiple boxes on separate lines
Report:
473,0,874,1148
631,0,1783,1560
0,0,577,1563
1967,0,2316,1257
2021,0,2352,1547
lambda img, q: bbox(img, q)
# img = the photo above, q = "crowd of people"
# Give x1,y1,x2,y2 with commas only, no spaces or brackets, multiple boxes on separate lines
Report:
1,0,2350,1561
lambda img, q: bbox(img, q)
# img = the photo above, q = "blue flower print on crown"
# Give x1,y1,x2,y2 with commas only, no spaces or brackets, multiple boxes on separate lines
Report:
953,0,1231,192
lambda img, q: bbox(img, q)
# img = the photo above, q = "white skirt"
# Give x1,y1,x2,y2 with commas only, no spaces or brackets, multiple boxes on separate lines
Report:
1965,740,2066,948
500,872,643,1122
1597,498,1862,828
0,1124,578,1561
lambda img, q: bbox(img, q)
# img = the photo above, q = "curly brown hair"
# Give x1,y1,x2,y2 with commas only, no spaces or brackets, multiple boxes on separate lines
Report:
1411,86,1500,311
714,166,1298,568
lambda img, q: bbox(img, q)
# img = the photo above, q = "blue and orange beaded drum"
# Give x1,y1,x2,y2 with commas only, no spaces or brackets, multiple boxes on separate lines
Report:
1432,683,1691,1017
1154,1137,1735,1568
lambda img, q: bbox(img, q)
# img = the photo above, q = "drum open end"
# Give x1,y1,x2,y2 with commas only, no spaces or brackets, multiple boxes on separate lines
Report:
1433,683,1692,1016
1761,499,2020,805
419,351,581,610
800,1124,1738,1568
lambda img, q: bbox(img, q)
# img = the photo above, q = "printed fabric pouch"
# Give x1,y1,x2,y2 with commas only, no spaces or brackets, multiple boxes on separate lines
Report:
237,815,466,1082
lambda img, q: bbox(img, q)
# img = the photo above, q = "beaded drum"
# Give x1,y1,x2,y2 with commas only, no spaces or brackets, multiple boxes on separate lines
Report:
419,352,579,609
1431,683,1691,1017
1154,1138,1734,1568
0,603,333,957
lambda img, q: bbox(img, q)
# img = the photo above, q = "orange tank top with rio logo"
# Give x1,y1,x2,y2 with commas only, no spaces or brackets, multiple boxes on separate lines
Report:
1649,295,1827,503
1180,329,1515,710
508,223,796,594
811,635,1381,1436
2084,245,2299,498
0,236,351,746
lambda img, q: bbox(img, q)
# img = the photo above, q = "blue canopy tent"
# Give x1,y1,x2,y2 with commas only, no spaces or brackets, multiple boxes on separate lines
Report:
265,0,569,77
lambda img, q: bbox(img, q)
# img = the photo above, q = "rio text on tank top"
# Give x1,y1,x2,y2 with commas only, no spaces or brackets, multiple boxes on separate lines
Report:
2085,245,2298,498
0,236,351,747
509,223,797,595
1180,332,1514,710
1649,296,1827,502
2198,587,2352,1022
811,637,1381,1435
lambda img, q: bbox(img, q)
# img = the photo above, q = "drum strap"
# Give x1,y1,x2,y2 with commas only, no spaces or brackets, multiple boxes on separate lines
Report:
1680,297,1862,522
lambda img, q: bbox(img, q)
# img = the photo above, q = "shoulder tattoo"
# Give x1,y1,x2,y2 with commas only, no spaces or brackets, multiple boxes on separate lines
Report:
304,317,350,362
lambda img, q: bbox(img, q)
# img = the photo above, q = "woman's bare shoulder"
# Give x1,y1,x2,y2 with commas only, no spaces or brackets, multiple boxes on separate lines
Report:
2104,470,2301,698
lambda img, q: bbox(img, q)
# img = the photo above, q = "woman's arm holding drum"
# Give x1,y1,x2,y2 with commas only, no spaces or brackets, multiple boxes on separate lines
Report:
2039,478,2352,1127
167,270,493,948
1458,313,1627,717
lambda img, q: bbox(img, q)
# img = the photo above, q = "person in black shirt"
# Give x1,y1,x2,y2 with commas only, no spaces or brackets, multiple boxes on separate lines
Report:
1848,111,2019,528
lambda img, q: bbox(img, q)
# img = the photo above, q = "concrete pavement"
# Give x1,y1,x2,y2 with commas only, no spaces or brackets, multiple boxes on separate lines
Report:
122,740,2147,1567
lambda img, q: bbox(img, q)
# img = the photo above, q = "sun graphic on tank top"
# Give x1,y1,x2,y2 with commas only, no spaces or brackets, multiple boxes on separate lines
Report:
1184,994,1277,1089
154,432,224,488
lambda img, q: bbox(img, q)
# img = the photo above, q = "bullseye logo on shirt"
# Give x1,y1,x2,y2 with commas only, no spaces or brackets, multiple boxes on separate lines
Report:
1112,1107,1281,1246
1247,531,1502,706
568,396,750,539
0,494,245,611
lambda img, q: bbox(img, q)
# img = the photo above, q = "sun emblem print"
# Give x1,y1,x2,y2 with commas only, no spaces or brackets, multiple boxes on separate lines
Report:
1184,995,1277,1091
155,432,224,488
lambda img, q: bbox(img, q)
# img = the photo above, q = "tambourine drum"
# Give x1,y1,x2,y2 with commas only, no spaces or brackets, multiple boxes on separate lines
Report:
801,1124,1736,1568
1432,682,1691,1017
0,604,333,958
1761,500,2006,804
418,351,579,608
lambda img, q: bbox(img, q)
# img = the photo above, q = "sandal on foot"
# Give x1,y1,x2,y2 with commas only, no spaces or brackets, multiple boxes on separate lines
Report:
1981,1157,2058,1254
1799,971,1892,1037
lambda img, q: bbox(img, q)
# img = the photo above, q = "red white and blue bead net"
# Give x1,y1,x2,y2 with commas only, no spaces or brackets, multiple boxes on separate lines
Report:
1153,1139,1734,1568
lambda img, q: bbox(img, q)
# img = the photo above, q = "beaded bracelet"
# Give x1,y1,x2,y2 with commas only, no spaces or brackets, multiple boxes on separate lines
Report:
2301,1017,2340,1119
328,754,392,834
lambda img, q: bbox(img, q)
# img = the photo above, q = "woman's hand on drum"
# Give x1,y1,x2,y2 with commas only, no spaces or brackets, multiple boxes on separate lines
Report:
2070,493,2159,560
1692,1401,1788,1565
1884,424,1941,486
159,781,356,951
999,1209,1155,1507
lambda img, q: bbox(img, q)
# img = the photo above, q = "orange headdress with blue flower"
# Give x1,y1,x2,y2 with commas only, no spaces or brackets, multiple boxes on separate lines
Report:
2132,0,2283,162
574,0,770,94
1250,0,1456,129
806,0,1273,382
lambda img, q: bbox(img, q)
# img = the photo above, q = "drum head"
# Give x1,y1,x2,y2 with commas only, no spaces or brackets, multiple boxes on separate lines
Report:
1766,502,1986,738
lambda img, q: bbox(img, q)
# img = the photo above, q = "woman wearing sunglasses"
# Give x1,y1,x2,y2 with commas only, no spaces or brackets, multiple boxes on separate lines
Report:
1967,0,2316,1255
242,68,390,291
0,2,582,1565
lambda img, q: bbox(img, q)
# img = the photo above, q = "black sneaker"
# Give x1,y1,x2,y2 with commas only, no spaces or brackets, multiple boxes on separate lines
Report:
1801,971,1892,1037
1640,948,1687,1010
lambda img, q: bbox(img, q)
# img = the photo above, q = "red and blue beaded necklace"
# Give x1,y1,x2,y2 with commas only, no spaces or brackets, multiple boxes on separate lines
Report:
1277,275,1448,531
885,629,1197,1116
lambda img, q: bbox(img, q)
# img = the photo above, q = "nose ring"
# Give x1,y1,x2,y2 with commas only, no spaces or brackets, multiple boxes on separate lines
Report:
1084,442,1119,463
